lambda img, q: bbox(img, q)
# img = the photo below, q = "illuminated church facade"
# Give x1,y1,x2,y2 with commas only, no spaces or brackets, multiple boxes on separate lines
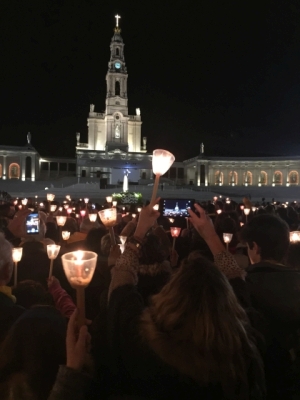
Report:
1,15,300,188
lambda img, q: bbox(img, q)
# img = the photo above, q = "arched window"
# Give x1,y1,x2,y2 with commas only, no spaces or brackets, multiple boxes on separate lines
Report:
229,171,238,185
9,163,20,179
116,48,119,56
289,171,299,185
214,171,223,185
274,171,282,185
260,171,267,185
0,164,2,178
115,81,120,96
244,171,252,185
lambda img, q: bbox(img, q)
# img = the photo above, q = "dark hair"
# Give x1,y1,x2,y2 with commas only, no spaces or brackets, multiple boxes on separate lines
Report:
12,280,53,309
241,214,289,262
85,227,107,254
287,243,300,270
139,234,166,265
0,307,66,399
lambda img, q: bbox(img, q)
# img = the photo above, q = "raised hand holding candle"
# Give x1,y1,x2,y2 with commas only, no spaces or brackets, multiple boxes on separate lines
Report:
151,149,175,205
47,244,61,278
12,247,23,286
170,227,181,249
61,250,97,327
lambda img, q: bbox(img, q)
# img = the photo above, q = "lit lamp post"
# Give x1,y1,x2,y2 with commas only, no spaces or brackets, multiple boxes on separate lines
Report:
151,149,175,205
223,233,233,251
89,213,97,222
290,231,300,243
244,208,250,223
47,244,61,278
170,227,181,249
98,208,117,245
12,247,23,286
61,250,97,327
47,194,55,202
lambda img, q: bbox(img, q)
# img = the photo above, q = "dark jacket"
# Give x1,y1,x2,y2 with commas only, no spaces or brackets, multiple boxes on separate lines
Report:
107,284,266,400
0,291,24,343
244,262,300,399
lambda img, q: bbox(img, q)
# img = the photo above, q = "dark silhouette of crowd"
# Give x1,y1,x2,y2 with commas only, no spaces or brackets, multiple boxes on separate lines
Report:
0,195,300,399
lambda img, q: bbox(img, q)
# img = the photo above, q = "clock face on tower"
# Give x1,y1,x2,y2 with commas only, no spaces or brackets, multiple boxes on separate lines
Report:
115,62,121,69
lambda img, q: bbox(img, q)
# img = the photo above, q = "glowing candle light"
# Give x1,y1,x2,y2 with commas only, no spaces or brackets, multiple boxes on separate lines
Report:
216,209,222,214
47,244,61,278
50,204,57,212
21,198,28,206
80,210,86,218
12,247,23,286
223,233,233,251
112,201,117,207
87,213,96,222
98,208,117,245
61,250,97,327
47,194,55,201
170,227,181,249
106,196,112,204
244,208,250,223
290,231,300,243
56,216,67,226
151,149,175,204
67,208,72,215
62,231,70,241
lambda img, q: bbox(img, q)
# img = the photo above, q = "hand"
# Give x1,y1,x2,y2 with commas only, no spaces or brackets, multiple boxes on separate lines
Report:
47,276,60,289
170,248,179,267
134,199,160,240
66,309,91,371
7,209,31,238
108,244,121,267
188,204,217,241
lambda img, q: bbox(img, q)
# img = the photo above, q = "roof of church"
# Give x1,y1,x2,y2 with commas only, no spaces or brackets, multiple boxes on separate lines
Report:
0,145,38,153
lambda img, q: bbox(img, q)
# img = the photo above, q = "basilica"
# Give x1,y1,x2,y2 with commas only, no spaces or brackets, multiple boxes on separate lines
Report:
0,16,300,188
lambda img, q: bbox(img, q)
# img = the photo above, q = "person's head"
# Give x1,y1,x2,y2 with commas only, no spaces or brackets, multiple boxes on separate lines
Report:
240,214,289,264
0,307,66,399
141,256,261,392
0,233,13,285
286,242,300,270
85,227,107,253
139,234,166,265
101,233,112,256
80,218,101,234
12,280,52,309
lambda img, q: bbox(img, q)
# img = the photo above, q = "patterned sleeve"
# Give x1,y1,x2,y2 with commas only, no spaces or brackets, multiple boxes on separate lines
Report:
214,251,246,280
108,246,139,301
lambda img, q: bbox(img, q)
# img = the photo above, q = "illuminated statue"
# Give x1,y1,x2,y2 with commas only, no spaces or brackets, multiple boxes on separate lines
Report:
123,169,130,192
27,132,31,144
115,124,120,139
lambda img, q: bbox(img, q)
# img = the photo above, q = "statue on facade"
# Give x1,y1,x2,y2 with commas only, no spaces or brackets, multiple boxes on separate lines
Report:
90,104,95,112
27,132,31,144
76,132,80,146
115,124,120,138
143,137,147,150
136,108,141,116
123,169,130,192
200,143,204,154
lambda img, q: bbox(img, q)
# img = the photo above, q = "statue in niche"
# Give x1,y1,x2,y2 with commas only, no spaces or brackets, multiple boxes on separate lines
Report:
290,172,297,183
274,172,281,183
90,104,95,112
115,124,120,139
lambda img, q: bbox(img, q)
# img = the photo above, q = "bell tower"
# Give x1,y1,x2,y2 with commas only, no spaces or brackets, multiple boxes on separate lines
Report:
105,14,128,116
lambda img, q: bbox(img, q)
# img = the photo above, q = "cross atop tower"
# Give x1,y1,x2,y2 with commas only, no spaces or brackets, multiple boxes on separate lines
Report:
115,14,121,27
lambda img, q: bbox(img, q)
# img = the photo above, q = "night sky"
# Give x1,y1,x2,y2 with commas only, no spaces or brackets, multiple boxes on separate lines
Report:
1,1,300,160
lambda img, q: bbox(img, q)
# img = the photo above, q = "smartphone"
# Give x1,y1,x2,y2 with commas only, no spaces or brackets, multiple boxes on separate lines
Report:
25,213,40,234
162,199,195,217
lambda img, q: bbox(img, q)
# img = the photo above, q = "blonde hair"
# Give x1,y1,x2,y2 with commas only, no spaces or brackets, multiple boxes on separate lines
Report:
140,256,263,394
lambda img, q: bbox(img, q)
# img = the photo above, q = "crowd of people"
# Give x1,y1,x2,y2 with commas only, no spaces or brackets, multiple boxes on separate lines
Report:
0,194,300,399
